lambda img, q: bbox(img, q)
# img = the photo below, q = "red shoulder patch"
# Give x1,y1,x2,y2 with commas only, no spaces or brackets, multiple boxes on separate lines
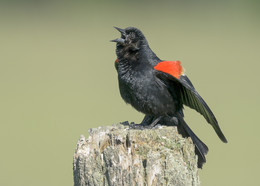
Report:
115,58,119,63
154,61,184,79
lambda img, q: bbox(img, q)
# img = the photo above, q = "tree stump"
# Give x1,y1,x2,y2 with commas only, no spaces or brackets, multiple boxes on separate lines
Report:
73,122,200,186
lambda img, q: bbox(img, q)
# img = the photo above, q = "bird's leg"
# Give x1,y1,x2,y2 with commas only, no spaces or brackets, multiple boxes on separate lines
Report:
130,115,162,129
149,116,163,127
130,115,153,129
139,115,154,126
130,115,154,126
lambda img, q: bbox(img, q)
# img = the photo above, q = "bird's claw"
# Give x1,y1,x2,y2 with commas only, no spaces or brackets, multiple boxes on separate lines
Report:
129,122,160,130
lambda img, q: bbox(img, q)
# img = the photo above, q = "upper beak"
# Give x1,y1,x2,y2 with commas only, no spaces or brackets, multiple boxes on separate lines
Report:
114,27,126,35
110,27,126,45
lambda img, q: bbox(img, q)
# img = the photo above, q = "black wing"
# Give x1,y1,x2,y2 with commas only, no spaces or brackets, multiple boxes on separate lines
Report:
155,71,228,143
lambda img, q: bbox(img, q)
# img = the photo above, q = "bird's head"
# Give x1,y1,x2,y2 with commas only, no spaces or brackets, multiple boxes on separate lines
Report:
111,27,148,61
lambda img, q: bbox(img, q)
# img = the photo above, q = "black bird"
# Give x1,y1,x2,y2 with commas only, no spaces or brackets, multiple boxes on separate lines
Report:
111,26,227,168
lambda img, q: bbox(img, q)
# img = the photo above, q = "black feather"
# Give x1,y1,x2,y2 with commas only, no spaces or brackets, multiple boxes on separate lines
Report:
155,71,228,143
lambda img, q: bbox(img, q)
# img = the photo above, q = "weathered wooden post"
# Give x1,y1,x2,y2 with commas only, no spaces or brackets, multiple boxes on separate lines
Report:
73,122,200,186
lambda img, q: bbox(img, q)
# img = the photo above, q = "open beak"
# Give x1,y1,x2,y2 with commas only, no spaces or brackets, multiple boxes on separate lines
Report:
110,27,126,45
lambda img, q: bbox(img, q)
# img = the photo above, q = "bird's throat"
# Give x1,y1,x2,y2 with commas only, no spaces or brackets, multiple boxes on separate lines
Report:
116,44,160,75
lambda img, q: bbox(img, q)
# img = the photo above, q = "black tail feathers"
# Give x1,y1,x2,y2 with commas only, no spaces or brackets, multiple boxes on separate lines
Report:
177,116,208,168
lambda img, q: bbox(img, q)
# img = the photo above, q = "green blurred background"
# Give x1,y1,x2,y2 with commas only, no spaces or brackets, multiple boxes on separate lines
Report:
0,0,259,185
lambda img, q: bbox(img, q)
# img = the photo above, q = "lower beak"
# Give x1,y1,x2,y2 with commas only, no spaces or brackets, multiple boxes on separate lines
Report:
110,38,125,45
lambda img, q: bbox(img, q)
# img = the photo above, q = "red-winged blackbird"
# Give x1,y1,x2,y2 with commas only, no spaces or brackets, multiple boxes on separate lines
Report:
111,27,227,168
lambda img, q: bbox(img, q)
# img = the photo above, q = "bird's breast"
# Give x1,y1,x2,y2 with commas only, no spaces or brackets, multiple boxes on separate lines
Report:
118,70,177,115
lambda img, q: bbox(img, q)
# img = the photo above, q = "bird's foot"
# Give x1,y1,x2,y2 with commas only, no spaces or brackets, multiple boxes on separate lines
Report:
120,121,130,126
129,122,153,130
129,123,163,130
120,121,153,129
129,116,163,130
